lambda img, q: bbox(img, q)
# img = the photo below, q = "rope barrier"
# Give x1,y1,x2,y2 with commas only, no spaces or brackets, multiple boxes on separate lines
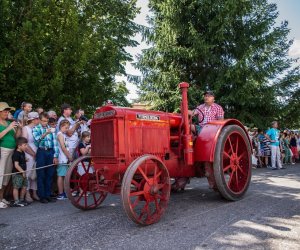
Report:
0,163,70,178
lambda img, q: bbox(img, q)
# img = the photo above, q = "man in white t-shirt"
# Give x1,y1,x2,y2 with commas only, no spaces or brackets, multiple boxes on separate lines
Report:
56,104,82,157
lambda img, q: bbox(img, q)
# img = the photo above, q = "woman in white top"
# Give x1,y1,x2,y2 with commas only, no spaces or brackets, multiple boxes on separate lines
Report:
22,112,40,202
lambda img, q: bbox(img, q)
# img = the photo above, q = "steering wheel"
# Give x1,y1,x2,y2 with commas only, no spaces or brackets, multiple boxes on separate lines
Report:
189,107,205,133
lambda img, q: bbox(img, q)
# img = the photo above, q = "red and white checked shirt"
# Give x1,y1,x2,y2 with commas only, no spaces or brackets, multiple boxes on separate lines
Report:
194,103,224,126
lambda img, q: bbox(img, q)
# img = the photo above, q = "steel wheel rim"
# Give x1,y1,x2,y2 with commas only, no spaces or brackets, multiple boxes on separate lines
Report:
65,156,107,210
222,131,250,194
122,155,170,225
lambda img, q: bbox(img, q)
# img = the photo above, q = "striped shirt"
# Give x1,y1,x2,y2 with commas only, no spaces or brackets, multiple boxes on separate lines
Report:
32,124,59,158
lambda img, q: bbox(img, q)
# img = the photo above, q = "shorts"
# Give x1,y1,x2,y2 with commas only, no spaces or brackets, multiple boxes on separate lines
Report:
57,164,69,177
0,147,14,188
12,174,28,189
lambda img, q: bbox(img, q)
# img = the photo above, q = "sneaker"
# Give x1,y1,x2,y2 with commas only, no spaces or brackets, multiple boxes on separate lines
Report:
0,201,8,208
11,201,25,207
56,194,67,200
46,197,57,202
279,167,287,169
72,191,79,197
63,192,68,199
1,199,10,205
20,200,29,206
40,198,49,204
267,165,273,169
292,162,295,165
272,167,278,170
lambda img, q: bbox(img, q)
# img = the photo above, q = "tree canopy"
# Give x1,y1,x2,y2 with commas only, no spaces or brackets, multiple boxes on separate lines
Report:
136,0,300,128
0,0,139,112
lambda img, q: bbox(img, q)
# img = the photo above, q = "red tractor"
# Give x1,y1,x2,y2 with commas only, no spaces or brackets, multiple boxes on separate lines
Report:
65,82,252,225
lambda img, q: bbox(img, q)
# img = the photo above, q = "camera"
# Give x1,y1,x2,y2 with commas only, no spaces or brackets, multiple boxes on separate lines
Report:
79,115,89,122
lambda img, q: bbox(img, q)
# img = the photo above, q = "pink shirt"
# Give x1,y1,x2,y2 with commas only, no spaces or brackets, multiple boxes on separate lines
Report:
195,103,224,126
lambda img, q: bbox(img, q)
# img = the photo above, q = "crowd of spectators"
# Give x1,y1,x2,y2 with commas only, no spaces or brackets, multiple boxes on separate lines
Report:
1,101,299,209
247,122,300,169
0,101,91,208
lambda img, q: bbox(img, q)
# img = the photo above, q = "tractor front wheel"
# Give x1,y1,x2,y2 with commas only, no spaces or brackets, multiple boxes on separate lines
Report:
214,125,252,201
64,156,107,210
121,154,171,225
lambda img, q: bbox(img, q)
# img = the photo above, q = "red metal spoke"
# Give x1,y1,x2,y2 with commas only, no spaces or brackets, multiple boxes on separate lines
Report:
227,170,235,188
223,164,232,172
235,169,239,189
84,191,87,208
237,151,247,161
81,161,88,173
237,165,247,176
154,197,161,212
155,193,167,200
235,137,239,154
155,170,162,180
76,191,84,203
86,161,92,173
156,183,166,190
145,204,151,222
131,179,140,188
227,136,234,155
130,191,145,197
131,197,141,209
92,192,97,204
138,203,148,220
223,151,231,159
138,166,151,184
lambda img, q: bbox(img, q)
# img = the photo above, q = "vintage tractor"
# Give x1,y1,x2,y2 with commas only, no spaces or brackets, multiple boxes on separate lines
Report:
65,82,252,225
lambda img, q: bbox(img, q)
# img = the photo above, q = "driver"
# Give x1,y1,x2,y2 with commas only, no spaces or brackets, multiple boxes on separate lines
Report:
172,91,224,192
189,91,224,134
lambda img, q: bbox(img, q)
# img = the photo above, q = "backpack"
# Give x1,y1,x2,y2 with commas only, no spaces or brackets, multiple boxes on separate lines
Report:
13,109,22,119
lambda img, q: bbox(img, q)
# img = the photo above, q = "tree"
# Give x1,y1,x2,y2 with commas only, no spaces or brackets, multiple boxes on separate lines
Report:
136,0,300,128
0,0,139,112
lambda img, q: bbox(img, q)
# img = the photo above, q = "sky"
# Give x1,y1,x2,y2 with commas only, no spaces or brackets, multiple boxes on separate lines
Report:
122,0,300,102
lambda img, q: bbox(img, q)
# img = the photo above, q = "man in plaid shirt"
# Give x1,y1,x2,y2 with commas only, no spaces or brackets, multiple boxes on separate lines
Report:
32,112,59,203
190,90,224,134
172,90,224,192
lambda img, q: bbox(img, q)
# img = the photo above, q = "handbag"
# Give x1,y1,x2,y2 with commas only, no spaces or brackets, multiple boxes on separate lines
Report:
28,162,37,181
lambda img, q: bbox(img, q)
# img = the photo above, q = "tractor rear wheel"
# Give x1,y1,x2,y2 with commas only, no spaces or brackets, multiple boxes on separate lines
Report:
214,125,252,201
121,154,171,225
65,156,107,210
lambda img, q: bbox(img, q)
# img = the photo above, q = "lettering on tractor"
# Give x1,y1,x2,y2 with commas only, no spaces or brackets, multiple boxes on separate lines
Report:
64,82,252,226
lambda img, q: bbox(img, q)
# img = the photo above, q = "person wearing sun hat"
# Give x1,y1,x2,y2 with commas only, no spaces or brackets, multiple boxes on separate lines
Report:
22,112,40,202
0,102,22,208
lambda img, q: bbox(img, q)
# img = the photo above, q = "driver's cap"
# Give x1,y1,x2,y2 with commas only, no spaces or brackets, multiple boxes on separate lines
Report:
203,90,215,96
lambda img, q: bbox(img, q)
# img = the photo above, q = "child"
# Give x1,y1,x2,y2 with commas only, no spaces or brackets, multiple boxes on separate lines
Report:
77,131,93,176
73,131,93,197
11,137,29,207
56,119,72,200
48,117,57,129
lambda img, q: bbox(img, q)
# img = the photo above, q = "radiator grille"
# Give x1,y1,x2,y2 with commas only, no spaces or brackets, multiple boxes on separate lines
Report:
91,120,115,157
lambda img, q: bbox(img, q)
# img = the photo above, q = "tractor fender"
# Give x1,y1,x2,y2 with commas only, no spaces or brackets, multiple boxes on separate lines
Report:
193,119,252,162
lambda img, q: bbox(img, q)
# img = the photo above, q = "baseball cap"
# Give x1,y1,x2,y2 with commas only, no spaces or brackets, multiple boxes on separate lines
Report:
0,102,15,111
203,91,215,96
27,112,39,121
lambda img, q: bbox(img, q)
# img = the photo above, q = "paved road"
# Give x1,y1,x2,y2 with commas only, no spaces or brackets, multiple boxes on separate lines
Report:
1,164,300,250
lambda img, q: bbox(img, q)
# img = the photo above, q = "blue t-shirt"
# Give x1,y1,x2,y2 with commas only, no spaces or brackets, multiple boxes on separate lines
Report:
266,128,280,146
